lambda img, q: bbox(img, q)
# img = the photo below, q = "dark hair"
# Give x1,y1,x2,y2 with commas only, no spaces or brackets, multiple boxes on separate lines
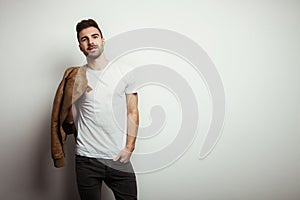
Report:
76,19,103,42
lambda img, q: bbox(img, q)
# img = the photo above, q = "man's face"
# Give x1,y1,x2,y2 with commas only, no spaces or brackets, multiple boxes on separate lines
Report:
78,27,104,59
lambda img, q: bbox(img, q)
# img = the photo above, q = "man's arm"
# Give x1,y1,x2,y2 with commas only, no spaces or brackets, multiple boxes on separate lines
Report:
61,104,78,135
125,93,139,152
114,93,139,163
65,104,77,124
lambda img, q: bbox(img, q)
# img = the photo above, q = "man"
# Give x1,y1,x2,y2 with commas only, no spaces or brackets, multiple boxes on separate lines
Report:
53,19,139,200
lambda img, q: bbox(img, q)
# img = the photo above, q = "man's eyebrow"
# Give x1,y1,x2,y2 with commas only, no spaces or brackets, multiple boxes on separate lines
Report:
91,33,100,37
80,33,100,41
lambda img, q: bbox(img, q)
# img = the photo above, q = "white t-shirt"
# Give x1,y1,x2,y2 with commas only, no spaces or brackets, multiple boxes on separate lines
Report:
75,61,137,159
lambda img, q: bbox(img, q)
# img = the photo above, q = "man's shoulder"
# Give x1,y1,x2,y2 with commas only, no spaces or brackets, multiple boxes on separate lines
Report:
62,66,85,77
65,66,82,73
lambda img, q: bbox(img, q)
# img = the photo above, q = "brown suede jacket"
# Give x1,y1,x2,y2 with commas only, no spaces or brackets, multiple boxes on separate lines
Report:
51,66,92,168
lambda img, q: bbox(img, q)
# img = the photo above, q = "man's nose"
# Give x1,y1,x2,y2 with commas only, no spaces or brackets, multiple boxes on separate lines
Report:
88,39,94,45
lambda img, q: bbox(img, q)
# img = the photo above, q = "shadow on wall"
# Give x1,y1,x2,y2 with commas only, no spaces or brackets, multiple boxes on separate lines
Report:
31,114,80,200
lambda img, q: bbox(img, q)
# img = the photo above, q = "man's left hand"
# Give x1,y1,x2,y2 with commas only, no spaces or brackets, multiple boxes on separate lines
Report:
113,148,133,163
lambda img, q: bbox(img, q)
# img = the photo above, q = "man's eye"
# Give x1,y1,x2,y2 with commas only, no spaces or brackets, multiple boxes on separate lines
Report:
93,36,98,38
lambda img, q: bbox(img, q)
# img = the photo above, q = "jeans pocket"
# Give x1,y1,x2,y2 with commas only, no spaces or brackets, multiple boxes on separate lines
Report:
112,161,134,173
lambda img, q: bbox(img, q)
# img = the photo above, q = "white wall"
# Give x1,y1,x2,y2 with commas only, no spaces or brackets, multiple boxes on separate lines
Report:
0,0,300,199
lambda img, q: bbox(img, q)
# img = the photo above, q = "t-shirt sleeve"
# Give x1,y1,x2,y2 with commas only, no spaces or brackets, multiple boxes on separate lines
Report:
124,71,138,94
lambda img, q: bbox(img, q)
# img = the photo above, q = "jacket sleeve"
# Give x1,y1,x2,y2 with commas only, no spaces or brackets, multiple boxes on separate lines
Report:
50,67,74,168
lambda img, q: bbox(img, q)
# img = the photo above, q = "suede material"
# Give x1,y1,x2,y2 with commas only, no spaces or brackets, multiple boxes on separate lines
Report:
51,66,92,168
54,158,64,168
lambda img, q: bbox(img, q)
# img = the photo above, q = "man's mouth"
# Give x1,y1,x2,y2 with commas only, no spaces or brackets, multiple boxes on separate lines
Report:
88,46,97,51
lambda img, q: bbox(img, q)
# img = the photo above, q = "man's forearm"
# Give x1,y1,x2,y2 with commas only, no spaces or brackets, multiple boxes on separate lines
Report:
126,111,139,152
65,104,77,124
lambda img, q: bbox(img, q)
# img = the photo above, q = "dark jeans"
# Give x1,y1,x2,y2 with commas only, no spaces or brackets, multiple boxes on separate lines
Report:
75,155,137,200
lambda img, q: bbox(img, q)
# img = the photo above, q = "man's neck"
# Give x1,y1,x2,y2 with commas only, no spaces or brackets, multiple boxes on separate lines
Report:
86,54,109,70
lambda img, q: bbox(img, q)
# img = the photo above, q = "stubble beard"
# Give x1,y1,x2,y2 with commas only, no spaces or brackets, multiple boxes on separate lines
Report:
87,44,104,59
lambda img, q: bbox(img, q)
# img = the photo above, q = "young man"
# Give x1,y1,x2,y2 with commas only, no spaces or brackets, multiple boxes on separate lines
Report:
62,19,138,200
